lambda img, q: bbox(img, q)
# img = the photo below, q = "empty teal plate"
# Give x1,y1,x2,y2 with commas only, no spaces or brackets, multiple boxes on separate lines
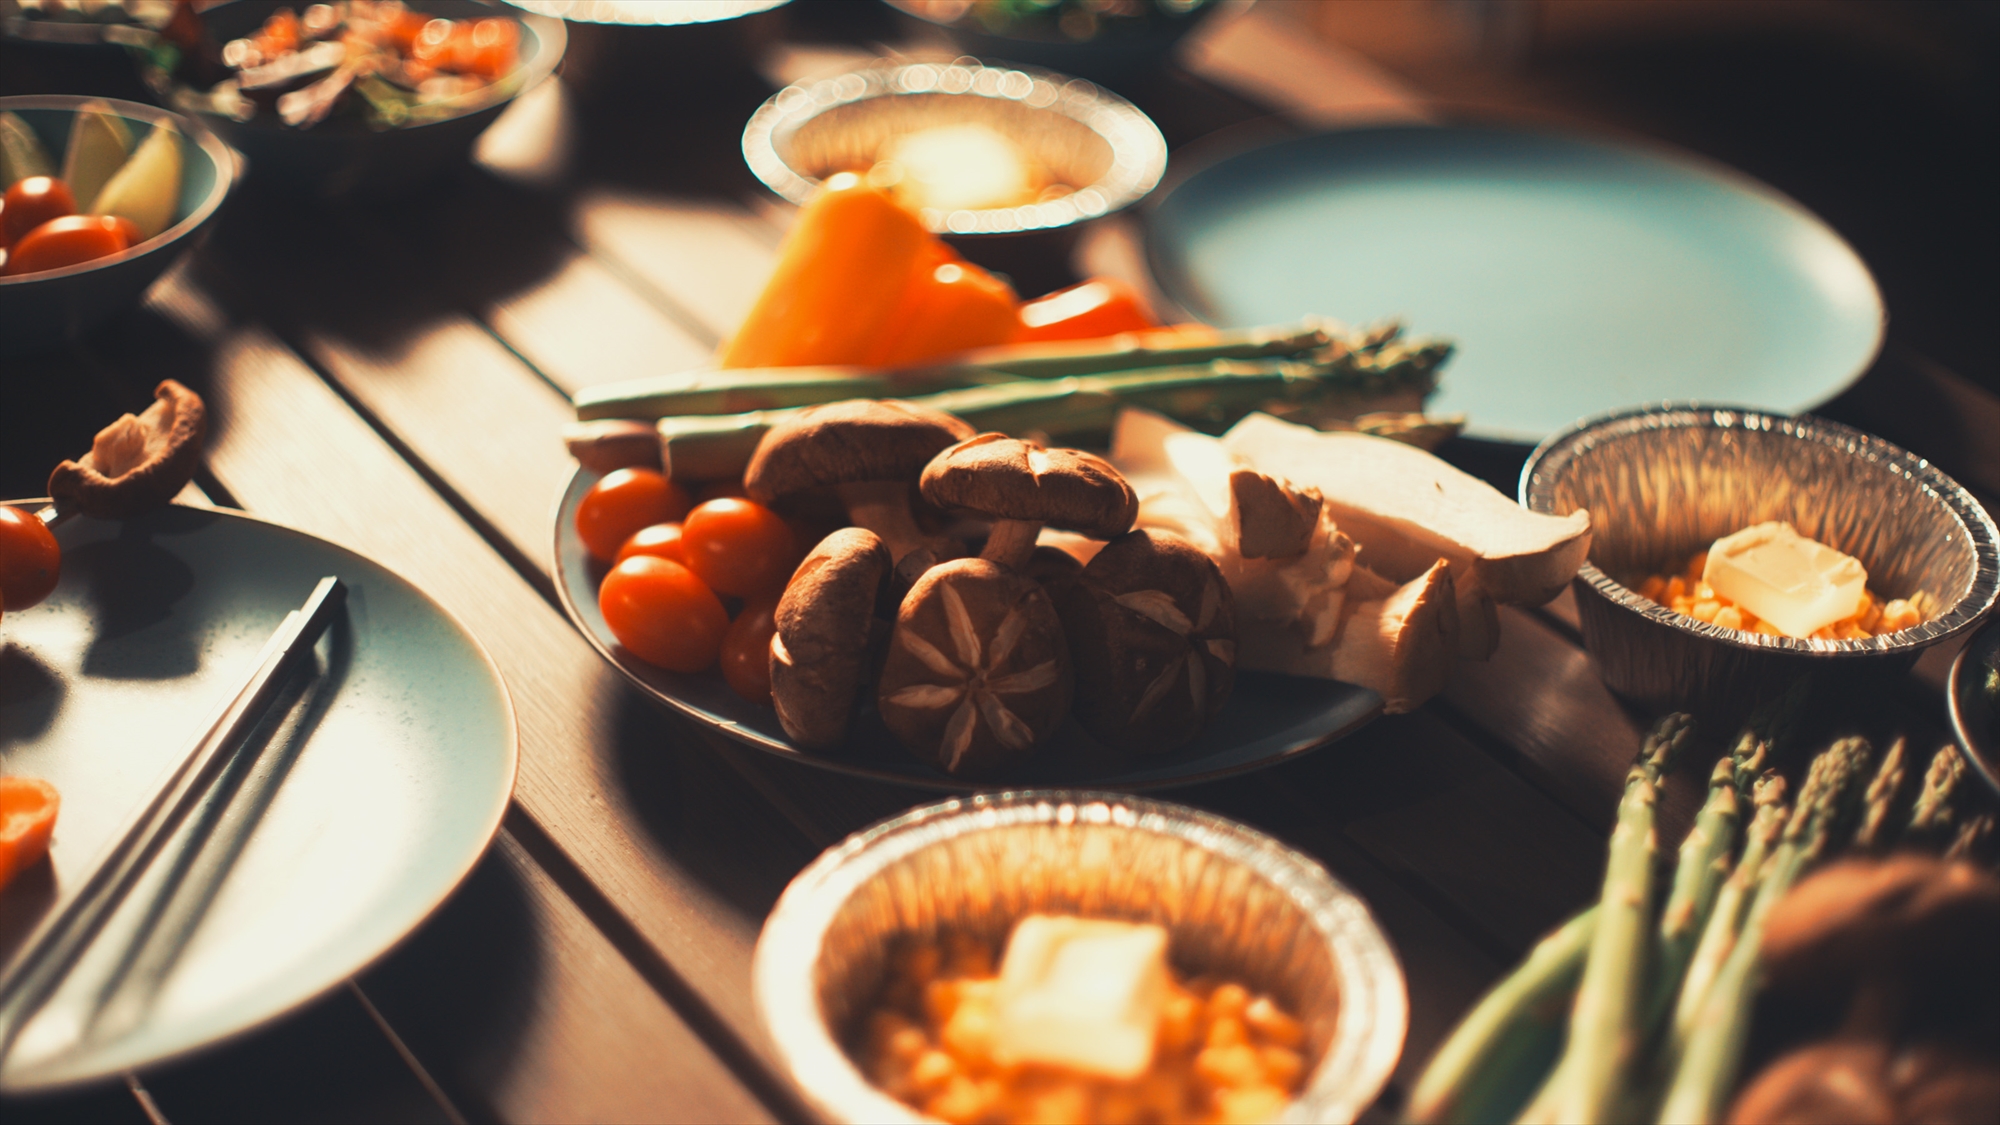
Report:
0,504,515,1093
1147,126,1885,443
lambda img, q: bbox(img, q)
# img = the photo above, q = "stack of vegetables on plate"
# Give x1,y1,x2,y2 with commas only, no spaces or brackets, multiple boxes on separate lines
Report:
0,381,208,895
1409,707,2000,1125
564,172,1595,774
0,103,183,276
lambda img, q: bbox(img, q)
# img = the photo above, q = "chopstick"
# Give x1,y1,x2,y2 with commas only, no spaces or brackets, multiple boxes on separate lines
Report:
0,576,347,1062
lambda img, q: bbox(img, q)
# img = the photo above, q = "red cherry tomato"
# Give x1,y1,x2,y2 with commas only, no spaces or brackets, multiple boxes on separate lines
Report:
1,215,130,277
0,506,61,613
720,597,779,706
615,522,687,567
680,498,796,597
2,177,77,246
597,555,727,673
575,468,690,563
1015,278,1158,344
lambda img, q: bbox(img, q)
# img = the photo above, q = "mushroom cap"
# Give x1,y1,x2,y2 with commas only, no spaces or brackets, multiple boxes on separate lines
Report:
771,528,894,750
1053,530,1236,754
877,558,1072,776
48,380,206,520
745,399,975,504
920,434,1138,540
1763,855,2000,994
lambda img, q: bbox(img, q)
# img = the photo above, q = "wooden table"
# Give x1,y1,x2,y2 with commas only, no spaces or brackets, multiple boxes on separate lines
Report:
3,5,1995,1122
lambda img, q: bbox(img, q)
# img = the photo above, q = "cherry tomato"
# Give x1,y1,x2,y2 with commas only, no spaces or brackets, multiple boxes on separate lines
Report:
2,177,76,246
615,522,688,567
598,555,728,672
0,506,61,613
1,215,130,277
681,498,797,597
575,468,690,563
720,597,779,706
1015,278,1158,344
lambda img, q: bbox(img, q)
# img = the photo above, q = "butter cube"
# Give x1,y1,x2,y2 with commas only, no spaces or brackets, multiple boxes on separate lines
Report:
1702,522,1867,638
992,915,1170,1080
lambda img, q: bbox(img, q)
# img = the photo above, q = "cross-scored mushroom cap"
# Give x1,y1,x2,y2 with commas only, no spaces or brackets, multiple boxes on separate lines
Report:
48,380,207,519
771,528,894,750
744,399,976,504
1053,530,1236,754
878,558,1072,776
919,434,1138,540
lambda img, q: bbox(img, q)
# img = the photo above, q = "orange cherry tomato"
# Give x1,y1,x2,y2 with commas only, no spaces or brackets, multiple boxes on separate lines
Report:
2,177,77,246
681,498,797,597
597,555,728,673
1015,278,1158,344
0,777,61,890
576,468,691,563
720,596,779,706
615,522,687,567
0,506,61,613
1,215,130,277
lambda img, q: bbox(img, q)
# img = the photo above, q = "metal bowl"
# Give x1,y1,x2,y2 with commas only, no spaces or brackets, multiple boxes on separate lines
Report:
753,791,1406,1124
741,57,1167,238
1521,404,2000,727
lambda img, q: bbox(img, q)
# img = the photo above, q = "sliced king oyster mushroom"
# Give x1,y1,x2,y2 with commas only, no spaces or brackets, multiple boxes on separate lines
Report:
878,558,1072,776
1054,529,1236,755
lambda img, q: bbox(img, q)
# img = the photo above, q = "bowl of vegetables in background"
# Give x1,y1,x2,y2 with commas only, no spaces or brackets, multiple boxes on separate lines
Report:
0,95,233,355
754,790,1406,1124
1521,404,2000,730
742,56,1167,294
141,0,564,198
882,0,1223,87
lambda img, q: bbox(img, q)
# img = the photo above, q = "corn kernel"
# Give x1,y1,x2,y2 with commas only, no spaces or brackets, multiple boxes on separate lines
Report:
1208,982,1250,1020
925,1075,988,1124
909,1048,958,1095
1260,1045,1305,1087
1158,989,1202,1051
924,979,960,1026
1206,1014,1249,1050
1195,1043,1263,1088
1713,605,1746,631
1245,995,1305,1048
1215,1083,1294,1125
1689,600,1722,623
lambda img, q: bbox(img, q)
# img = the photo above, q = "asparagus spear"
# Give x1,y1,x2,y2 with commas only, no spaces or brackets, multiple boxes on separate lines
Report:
1948,813,1994,861
1646,753,1745,1032
1666,773,1784,1062
1656,736,1874,1125
1852,734,1908,852
1906,742,1965,842
961,321,1335,379
1408,907,1599,1125
655,361,1337,482
1543,714,1691,1125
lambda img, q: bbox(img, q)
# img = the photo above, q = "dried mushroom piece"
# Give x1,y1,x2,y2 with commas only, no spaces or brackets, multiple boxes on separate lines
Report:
48,380,206,519
745,400,974,564
1054,530,1236,754
920,434,1137,571
771,528,894,750
878,559,1072,776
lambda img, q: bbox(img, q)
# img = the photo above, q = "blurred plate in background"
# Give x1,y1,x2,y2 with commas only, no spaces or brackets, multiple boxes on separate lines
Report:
1147,125,1885,443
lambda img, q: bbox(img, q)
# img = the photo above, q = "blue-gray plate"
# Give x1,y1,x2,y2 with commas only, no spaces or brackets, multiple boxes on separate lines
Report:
1146,125,1885,443
554,468,1381,791
0,504,515,1093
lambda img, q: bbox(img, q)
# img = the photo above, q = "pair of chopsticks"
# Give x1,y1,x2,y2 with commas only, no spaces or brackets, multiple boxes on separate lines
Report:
0,577,347,1064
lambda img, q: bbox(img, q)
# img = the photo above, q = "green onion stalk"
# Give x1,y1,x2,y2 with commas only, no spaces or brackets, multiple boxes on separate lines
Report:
1406,907,1599,1125
1655,736,1874,1125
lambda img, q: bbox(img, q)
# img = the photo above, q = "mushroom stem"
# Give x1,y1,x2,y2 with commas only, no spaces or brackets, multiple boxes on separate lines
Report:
838,480,931,562
981,520,1044,571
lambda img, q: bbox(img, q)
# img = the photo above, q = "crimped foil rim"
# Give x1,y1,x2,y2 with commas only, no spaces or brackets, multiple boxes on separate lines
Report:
752,790,1407,1125
741,58,1169,235
1520,402,2000,656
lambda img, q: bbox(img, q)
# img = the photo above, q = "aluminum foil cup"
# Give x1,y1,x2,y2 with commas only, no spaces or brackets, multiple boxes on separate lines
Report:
742,58,1168,237
1521,404,2000,727
753,792,1406,1124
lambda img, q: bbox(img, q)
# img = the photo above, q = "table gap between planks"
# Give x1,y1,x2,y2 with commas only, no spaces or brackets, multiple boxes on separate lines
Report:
4,8,1995,1122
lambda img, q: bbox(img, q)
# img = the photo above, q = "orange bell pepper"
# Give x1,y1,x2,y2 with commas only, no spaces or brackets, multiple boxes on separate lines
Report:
867,246,1021,367
0,776,59,890
719,173,935,369
1015,278,1158,344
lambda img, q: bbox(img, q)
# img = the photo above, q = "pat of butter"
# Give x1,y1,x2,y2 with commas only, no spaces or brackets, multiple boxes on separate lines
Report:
992,915,1170,1080
1702,522,1867,638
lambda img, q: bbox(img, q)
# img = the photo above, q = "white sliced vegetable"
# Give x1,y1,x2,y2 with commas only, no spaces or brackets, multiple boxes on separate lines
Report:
91,120,183,241
62,102,135,212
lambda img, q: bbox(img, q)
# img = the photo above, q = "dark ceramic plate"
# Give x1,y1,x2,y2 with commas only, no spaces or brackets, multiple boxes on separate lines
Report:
552,467,1380,791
